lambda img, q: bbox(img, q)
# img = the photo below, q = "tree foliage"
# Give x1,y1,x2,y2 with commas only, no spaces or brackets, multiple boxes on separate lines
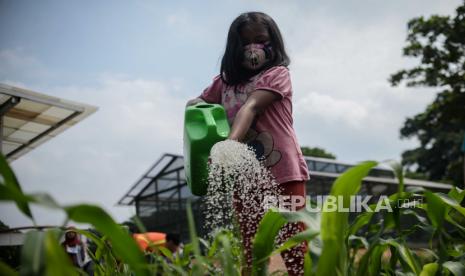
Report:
390,1,465,186
301,146,336,159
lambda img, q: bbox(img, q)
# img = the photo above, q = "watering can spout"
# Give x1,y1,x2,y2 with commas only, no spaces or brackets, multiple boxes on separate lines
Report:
183,103,230,196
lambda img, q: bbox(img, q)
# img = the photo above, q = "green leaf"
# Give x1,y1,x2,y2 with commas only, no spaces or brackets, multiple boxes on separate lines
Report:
424,191,447,229
75,229,105,253
317,161,378,276
205,229,240,275
0,154,34,221
186,200,205,274
178,243,193,267
186,201,200,257
279,208,321,230
131,215,148,233
348,212,374,236
387,161,405,195
207,232,220,257
443,261,465,276
348,235,369,251
217,232,240,276
435,193,465,217
355,243,388,276
158,246,174,262
383,239,421,275
252,210,287,275
268,228,318,261
64,204,149,276
448,187,465,203
0,261,18,276
367,244,387,276
91,235,114,266
280,209,323,258
20,230,45,276
419,263,439,276
43,229,77,276
304,252,313,276
29,193,62,209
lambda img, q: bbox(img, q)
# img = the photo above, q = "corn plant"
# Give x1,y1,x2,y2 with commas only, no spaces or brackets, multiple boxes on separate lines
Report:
250,161,465,275
1,152,465,276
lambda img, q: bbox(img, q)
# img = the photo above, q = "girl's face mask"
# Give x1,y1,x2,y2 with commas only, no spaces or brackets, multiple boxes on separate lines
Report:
242,43,272,71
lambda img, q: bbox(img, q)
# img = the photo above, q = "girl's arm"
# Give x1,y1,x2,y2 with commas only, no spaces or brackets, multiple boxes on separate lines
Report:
229,90,278,141
188,76,223,106
186,97,205,107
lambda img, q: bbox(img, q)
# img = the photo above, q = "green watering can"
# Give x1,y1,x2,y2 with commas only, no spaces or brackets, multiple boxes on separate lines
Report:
183,103,230,196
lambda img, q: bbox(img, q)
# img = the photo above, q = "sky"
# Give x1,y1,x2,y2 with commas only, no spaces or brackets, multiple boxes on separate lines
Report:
0,0,462,228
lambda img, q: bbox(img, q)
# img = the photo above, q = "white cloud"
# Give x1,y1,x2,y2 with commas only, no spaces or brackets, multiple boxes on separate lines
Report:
295,92,369,128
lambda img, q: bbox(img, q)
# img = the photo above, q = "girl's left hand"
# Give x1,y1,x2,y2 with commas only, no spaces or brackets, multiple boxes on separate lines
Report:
186,97,205,107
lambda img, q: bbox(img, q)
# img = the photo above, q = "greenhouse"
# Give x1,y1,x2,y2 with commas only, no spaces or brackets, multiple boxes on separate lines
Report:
118,153,453,241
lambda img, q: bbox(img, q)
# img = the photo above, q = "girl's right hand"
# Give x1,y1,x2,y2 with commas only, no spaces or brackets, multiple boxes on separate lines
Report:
186,97,205,107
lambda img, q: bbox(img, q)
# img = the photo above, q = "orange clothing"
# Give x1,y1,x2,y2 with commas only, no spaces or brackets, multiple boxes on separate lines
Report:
133,232,166,252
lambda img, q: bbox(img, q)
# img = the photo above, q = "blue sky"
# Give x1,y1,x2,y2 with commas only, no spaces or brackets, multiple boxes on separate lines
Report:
0,0,461,227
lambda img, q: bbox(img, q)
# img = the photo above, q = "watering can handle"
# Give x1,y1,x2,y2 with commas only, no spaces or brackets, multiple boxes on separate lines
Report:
199,105,219,133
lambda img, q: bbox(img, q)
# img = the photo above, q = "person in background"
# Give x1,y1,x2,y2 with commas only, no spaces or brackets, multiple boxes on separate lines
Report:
61,227,87,270
165,233,181,255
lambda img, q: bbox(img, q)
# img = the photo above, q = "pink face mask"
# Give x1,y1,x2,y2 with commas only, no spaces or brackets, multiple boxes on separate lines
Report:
242,43,272,70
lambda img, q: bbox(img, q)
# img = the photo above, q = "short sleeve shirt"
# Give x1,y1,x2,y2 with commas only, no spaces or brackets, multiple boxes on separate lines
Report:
200,66,309,184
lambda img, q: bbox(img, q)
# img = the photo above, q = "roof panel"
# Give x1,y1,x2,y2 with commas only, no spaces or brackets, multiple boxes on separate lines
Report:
20,122,51,133
3,127,16,136
2,141,21,155
35,114,65,125
8,129,40,142
3,116,27,129
41,106,74,119
129,178,153,197
118,154,185,205
0,83,98,161
15,100,49,113
140,184,156,197
0,94,11,105
147,156,174,178
163,157,184,173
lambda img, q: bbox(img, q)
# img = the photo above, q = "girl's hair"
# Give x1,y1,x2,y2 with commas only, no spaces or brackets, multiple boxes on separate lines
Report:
220,12,290,86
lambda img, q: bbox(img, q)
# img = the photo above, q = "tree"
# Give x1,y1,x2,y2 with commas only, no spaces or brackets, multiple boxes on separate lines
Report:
389,1,465,186
300,146,336,159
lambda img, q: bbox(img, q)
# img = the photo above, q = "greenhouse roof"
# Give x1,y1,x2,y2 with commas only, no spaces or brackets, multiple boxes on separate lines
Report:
118,154,453,206
0,83,98,161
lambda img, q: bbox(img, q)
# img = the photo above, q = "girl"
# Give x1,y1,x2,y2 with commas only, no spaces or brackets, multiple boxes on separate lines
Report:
187,12,309,275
